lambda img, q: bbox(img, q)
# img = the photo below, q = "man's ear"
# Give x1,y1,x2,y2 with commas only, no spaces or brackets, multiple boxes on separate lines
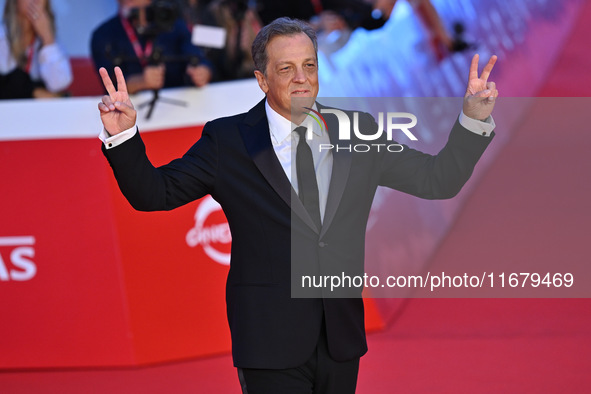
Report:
254,70,269,94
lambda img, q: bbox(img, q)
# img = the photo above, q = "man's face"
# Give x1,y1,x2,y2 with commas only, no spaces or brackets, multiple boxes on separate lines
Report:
255,33,319,122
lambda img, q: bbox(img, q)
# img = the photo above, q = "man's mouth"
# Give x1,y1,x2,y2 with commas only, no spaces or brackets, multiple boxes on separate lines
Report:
291,89,310,95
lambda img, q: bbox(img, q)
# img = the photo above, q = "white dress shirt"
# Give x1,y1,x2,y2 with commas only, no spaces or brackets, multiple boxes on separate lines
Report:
265,101,333,222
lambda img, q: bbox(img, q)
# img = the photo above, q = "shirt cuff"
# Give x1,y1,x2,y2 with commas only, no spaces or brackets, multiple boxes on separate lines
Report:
99,125,137,149
459,111,495,137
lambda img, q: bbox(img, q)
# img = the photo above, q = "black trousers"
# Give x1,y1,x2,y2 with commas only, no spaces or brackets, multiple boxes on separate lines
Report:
237,322,360,394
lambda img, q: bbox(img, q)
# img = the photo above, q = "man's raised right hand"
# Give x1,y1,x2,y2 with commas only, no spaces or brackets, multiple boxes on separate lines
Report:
98,67,137,136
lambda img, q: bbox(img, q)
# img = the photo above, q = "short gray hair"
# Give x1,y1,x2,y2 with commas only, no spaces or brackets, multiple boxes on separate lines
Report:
252,17,318,75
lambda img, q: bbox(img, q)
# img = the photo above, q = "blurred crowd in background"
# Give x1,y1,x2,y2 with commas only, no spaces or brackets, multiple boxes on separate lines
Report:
0,0,472,100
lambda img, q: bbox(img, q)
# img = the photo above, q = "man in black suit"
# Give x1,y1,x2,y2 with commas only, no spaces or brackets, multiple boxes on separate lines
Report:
97,17,497,394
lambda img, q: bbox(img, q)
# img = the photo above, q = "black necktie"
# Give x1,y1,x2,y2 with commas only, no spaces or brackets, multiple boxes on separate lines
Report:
294,126,322,230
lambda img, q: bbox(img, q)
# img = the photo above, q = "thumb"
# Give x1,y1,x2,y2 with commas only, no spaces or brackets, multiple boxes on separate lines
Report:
114,101,136,118
473,89,492,99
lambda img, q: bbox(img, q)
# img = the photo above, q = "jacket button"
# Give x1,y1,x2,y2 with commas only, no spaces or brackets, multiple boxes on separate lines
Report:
319,242,326,247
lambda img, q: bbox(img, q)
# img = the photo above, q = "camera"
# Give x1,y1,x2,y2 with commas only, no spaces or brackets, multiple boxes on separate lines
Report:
128,0,179,37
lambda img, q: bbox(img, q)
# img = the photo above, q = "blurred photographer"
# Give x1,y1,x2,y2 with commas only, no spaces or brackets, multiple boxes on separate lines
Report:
91,0,212,94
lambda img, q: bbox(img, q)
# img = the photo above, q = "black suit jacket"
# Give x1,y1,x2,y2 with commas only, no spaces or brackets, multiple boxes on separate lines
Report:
103,98,493,369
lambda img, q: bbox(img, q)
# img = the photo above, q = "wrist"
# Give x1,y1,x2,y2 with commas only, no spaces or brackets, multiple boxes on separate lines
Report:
38,31,55,46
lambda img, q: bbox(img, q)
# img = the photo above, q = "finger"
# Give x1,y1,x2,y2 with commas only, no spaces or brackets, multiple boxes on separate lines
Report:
26,9,37,21
113,101,136,117
27,1,39,19
101,94,113,104
480,55,497,82
489,88,499,102
101,95,116,110
486,81,496,91
114,67,128,94
468,54,479,83
473,89,493,98
99,67,116,97
98,102,111,113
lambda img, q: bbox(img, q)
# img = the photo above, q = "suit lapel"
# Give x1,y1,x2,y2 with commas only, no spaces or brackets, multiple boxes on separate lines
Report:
239,99,319,233
320,103,353,238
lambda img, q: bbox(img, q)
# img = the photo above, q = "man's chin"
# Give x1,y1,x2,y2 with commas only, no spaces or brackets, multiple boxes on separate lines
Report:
291,96,316,115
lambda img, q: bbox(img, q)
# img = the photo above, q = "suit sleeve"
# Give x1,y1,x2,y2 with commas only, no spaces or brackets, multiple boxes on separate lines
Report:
376,113,494,199
102,122,219,211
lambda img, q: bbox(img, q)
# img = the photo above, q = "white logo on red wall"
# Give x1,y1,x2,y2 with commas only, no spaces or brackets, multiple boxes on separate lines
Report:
0,236,37,281
186,196,231,266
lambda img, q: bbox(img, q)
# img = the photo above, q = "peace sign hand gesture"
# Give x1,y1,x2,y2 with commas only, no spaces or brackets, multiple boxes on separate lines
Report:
98,67,137,136
463,54,498,122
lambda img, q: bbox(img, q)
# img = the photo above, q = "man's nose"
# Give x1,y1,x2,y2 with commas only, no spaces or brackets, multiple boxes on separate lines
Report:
292,67,306,83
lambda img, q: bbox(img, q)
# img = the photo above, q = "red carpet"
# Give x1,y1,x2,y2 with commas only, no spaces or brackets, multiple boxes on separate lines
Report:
2,1,591,392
